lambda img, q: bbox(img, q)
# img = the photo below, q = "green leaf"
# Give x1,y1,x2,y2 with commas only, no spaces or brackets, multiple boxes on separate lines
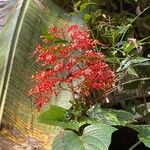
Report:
130,125,150,148
117,24,131,34
38,105,79,131
116,56,131,72
88,105,135,125
134,62,150,66
83,14,91,23
42,30,68,45
73,1,81,11
127,67,138,77
80,2,97,12
123,42,135,54
52,124,117,150
117,57,150,72
38,105,67,122
106,57,120,64
131,57,150,64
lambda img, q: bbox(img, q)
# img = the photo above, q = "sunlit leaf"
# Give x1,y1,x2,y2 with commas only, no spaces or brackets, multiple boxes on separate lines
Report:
38,105,87,131
52,124,117,150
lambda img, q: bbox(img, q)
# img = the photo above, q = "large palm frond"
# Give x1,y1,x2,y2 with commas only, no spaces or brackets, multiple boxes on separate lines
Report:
0,0,82,149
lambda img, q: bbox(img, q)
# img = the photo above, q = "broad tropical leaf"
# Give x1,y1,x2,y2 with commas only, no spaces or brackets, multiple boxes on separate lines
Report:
0,0,82,148
0,0,22,31
52,124,117,150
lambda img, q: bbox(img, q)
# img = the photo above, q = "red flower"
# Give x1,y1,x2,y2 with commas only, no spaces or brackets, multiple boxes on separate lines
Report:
29,25,115,110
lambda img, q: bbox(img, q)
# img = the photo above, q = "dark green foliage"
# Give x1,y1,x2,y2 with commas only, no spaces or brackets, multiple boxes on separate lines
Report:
88,105,135,125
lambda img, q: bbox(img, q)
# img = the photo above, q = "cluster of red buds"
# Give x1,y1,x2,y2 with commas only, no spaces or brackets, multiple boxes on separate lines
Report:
29,25,115,110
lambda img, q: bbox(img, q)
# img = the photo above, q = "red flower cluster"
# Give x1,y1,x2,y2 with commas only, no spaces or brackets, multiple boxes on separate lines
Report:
29,25,114,110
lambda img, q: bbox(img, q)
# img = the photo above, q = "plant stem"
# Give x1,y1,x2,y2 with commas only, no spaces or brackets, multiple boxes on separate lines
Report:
141,85,149,114
120,6,150,42
90,29,99,52
70,83,78,120
70,83,75,102
141,85,150,123
128,141,142,150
